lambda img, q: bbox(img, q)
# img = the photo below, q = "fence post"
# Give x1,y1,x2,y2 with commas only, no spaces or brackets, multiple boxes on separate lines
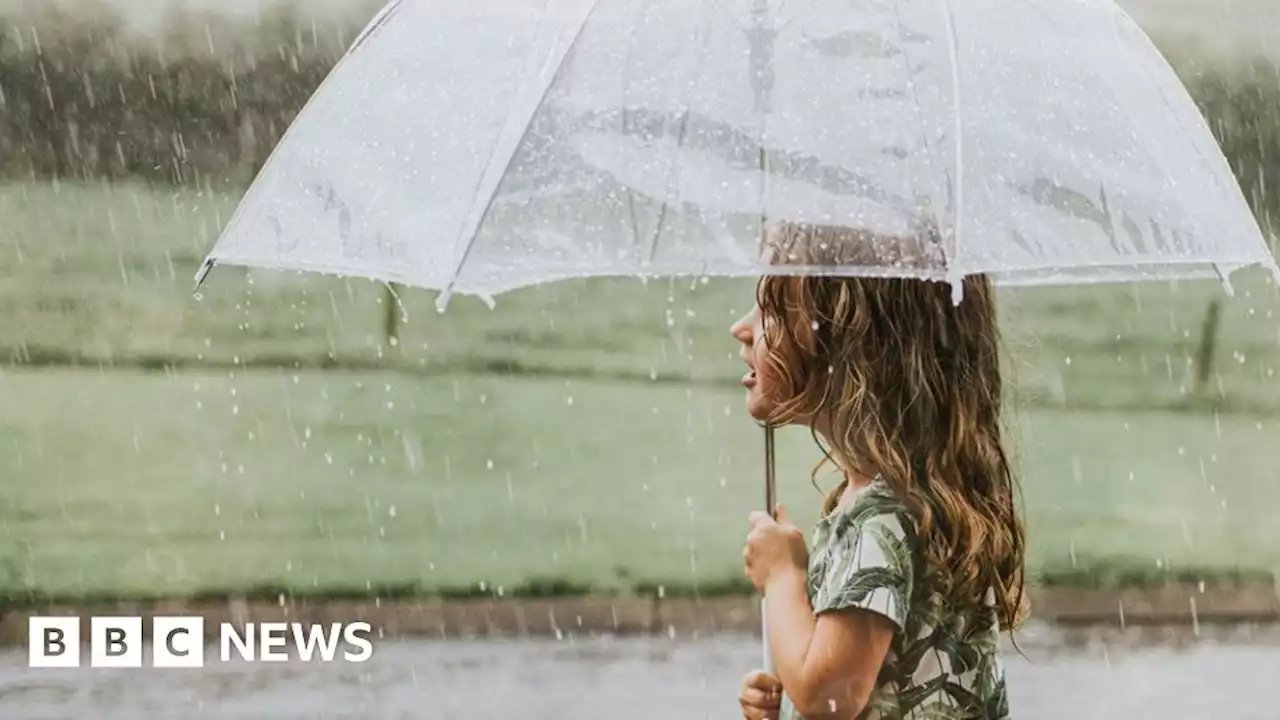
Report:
383,282,400,354
1193,298,1223,397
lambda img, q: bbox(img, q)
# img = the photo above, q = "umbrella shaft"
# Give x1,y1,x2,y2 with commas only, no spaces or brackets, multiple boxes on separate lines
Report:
762,599,774,673
764,424,776,515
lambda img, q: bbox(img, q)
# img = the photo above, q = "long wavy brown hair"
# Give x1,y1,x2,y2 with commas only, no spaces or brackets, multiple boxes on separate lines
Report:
756,222,1027,630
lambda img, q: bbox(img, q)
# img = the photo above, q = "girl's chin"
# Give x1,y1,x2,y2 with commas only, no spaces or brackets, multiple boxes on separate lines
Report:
745,397,775,422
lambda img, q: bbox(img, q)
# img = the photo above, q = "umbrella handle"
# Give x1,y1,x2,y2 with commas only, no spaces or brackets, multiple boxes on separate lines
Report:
762,424,777,673
762,599,775,672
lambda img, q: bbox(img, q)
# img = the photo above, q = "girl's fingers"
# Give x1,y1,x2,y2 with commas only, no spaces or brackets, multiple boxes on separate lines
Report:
739,687,783,709
740,670,783,720
744,670,783,694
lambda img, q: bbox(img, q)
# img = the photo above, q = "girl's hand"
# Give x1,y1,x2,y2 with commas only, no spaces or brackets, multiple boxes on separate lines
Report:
744,505,809,593
739,669,783,720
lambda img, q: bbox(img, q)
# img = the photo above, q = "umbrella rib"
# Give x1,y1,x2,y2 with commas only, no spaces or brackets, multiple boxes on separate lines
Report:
888,2,947,261
648,26,708,265
620,2,645,260
437,0,603,309
631,1,709,267
348,0,405,57
646,119,683,264
940,0,965,304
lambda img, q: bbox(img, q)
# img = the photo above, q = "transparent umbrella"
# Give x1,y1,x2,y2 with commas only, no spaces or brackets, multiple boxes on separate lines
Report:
195,0,1279,671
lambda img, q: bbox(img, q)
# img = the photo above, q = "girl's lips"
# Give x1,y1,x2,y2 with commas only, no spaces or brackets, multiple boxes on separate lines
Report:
741,371,757,389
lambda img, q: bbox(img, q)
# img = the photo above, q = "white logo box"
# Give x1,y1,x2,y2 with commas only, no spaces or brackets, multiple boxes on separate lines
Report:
29,616,207,668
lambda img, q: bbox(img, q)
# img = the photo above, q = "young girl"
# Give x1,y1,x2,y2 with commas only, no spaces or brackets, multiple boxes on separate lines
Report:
732,223,1026,719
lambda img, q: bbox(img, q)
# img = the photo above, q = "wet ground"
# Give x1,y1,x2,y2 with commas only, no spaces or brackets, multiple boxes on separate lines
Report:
3,624,1280,719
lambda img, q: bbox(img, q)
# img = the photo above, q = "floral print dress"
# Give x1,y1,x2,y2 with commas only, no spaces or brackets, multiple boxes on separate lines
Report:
778,479,1011,720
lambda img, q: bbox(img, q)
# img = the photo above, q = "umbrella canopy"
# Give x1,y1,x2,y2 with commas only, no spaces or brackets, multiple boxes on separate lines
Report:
196,0,1278,307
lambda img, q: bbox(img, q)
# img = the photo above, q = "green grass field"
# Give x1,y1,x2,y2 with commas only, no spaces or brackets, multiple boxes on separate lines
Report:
2,370,1278,599
2,182,1279,600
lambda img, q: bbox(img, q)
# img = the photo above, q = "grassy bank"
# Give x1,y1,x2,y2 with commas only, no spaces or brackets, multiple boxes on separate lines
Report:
2,368,1278,601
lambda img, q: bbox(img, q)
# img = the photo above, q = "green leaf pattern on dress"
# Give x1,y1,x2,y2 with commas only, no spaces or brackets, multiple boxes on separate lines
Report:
778,480,1012,720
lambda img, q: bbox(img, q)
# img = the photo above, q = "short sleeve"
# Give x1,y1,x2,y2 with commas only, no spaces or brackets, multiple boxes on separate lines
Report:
811,509,915,630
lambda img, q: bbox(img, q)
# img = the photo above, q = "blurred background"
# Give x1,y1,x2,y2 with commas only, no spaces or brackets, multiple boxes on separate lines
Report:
0,0,1278,717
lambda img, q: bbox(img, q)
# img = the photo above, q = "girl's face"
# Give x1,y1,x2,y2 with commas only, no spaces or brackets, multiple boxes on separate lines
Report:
730,303,776,422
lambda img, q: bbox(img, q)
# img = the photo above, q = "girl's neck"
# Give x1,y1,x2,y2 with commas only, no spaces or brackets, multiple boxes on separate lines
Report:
812,417,880,500
839,468,879,504
844,469,879,491
814,420,875,481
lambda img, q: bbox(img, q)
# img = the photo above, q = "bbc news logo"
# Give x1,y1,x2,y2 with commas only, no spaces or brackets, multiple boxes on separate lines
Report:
28,617,374,668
